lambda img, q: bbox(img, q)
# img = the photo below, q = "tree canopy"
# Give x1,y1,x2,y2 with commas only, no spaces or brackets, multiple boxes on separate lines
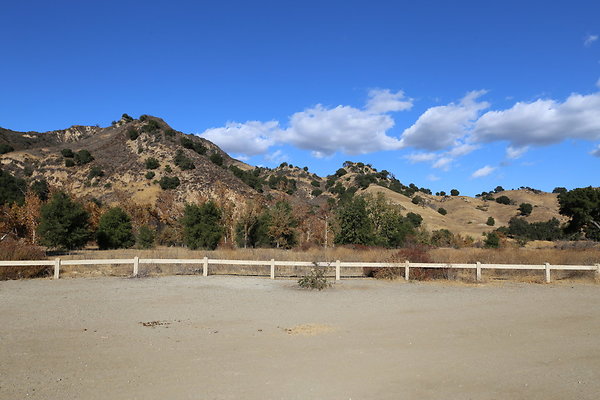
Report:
96,207,135,250
37,192,91,250
181,201,223,250
558,187,600,241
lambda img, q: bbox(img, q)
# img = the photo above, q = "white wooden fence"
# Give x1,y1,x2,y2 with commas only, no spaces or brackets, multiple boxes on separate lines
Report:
1,257,599,283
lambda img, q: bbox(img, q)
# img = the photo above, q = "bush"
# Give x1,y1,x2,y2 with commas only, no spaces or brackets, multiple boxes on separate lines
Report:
30,179,49,201
64,159,75,167
61,148,74,158
484,232,500,248
210,153,224,166
411,195,423,205
0,168,26,206
298,266,331,290
159,176,180,190
96,207,135,250
0,239,48,280
136,225,155,249
121,113,134,122
450,189,460,196
0,143,15,154
38,192,91,250
518,203,533,216
180,136,207,155
486,216,495,226
74,149,94,165
87,166,104,179
127,127,139,140
311,180,321,187
164,165,172,173
145,171,155,180
311,189,323,197
145,157,160,169
495,195,511,205
174,150,195,170
164,129,176,137
438,207,447,215
141,119,161,133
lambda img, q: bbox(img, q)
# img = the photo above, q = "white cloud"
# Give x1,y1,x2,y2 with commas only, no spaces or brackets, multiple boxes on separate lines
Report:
399,90,489,150
447,142,479,157
471,165,495,178
365,89,413,113
404,152,438,163
280,104,404,156
264,149,288,164
584,34,598,47
473,92,600,147
427,174,440,181
199,121,280,156
591,144,600,157
432,157,453,170
506,145,529,159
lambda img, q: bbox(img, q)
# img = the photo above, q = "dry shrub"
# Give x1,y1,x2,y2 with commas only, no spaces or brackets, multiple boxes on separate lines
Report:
365,245,432,280
0,239,49,280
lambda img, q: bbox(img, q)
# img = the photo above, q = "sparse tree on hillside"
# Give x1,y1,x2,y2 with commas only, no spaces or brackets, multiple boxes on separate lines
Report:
518,203,533,216
450,189,460,196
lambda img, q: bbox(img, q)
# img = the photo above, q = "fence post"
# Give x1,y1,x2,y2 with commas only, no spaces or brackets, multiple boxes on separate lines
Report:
476,261,481,282
405,260,410,281
133,256,139,277
270,259,275,279
335,260,341,281
545,262,551,283
203,256,208,277
595,264,600,282
53,258,61,280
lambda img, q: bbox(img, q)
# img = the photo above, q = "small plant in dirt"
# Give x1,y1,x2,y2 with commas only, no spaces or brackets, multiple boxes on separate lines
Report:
486,216,495,226
438,207,447,215
145,171,155,180
298,265,332,291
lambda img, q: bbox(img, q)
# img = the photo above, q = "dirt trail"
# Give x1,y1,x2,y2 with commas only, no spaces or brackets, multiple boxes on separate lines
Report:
1,276,599,399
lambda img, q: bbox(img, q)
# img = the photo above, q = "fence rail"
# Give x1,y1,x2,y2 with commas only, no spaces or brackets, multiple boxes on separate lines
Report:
1,257,599,283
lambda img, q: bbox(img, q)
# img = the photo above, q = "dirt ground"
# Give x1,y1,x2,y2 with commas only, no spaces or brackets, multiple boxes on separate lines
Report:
1,276,599,400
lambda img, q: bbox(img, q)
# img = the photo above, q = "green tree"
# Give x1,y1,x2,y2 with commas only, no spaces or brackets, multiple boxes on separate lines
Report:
0,143,14,154
181,202,223,250
74,149,94,165
96,207,135,250
61,148,74,158
0,168,26,206
495,195,511,205
30,179,49,201
486,216,495,226
209,153,224,166
267,201,297,248
518,203,533,216
450,189,460,196
558,187,600,241
483,232,500,248
438,207,447,215
145,157,160,169
159,176,180,190
136,225,155,249
335,196,374,245
37,192,90,250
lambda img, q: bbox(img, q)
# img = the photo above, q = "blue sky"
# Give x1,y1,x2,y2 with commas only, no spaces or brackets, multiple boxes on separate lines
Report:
1,0,599,195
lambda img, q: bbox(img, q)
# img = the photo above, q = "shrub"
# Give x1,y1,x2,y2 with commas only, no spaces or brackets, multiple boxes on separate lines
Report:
484,232,500,248
0,143,15,154
174,150,195,170
145,171,155,180
61,148,74,158
127,127,139,140
495,195,511,205
96,207,135,250
311,189,323,197
209,153,224,166
486,216,495,226
450,189,460,196
0,239,48,280
87,166,104,179
121,113,134,122
164,165,172,173
159,176,180,190
406,212,423,228
411,195,423,205
518,203,533,216
74,149,94,165
164,129,176,137
137,225,155,249
64,159,75,167
30,179,49,201
552,187,567,194
38,192,91,250
311,180,321,187
145,157,160,169
141,119,161,133
438,207,447,215
298,266,331,290
180,136,206,155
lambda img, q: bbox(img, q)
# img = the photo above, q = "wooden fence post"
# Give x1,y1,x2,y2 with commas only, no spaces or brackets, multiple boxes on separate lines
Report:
335,260,341,281
133,256,139,277
203,257,208,277
404,260,410,281
270,259,275,279
595,264,600,282
476,261,481,282
53,258,61,280
545,262,551,283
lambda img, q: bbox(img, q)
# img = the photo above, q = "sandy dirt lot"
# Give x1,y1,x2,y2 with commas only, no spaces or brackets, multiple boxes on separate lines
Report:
1,276,599,400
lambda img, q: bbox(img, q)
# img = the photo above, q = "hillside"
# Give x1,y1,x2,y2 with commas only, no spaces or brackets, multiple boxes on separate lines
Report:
0,114,566,238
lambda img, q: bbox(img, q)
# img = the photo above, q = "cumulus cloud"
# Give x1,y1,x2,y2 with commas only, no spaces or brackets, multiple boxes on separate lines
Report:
199,121,280,156
404,152,438,163
427,174,440,181
432,157,453,170
399,90,489,150
584,34,598,47
473,92,600,147
365,89,413,113
280,104,404,156
471,165,495,178
264,149,288,164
